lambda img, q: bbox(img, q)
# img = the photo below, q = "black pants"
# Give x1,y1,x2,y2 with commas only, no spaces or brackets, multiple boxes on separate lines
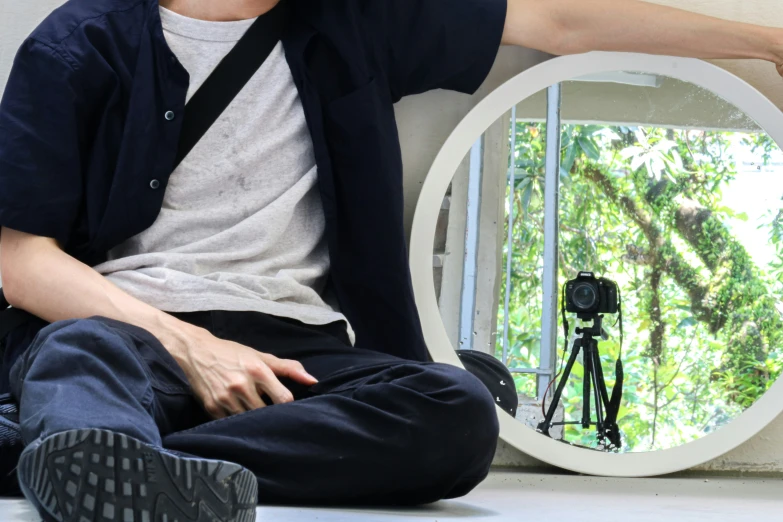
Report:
9,311,499,505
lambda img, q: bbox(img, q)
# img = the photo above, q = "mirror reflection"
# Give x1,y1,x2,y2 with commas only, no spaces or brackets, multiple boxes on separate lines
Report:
432,73,783,453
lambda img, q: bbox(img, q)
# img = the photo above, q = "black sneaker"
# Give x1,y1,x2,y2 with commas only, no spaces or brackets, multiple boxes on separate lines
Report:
17,428,258,522
0,394,23,496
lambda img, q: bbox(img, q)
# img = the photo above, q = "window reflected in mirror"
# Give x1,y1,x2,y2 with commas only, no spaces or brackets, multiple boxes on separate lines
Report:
432,74,783,453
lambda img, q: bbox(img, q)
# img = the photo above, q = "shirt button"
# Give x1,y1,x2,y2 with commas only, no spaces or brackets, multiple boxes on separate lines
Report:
164,111,175,121
150,179,160,190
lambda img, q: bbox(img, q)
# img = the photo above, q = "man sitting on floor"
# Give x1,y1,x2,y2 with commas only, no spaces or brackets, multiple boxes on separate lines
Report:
1,0,783,520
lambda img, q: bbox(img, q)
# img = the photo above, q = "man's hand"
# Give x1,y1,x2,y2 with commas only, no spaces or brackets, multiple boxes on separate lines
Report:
168,323,318,419
503,0,783,77
0,227,317,420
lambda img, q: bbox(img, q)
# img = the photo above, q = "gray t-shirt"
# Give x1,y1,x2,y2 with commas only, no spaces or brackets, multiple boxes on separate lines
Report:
94,7,353,342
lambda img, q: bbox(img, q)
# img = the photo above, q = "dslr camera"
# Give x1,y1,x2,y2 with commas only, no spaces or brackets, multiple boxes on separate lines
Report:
565,272,619,316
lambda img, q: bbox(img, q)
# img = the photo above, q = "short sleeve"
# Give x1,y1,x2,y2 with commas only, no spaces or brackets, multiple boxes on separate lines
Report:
369,0,507,100
0,39,84,246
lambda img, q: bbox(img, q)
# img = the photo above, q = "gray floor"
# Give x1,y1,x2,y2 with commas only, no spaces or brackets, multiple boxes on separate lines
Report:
1,471,781,522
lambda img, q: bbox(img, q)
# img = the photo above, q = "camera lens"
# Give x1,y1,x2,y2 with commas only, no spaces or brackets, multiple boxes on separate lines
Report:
572,282,597,310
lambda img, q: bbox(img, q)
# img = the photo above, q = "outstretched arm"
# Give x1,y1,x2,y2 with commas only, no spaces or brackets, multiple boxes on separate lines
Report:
503,0,783,74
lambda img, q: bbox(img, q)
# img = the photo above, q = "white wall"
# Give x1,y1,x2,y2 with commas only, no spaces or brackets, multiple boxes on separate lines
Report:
3,0,783,473
0,1,59,84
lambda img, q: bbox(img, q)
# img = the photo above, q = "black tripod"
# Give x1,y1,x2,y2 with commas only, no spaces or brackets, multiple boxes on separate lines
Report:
537,314,623,450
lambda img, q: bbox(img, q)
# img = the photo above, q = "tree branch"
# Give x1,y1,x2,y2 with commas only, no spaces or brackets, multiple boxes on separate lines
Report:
581,165,719,327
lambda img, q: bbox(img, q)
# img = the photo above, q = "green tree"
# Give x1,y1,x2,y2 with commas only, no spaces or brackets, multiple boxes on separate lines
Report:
498,122,783,451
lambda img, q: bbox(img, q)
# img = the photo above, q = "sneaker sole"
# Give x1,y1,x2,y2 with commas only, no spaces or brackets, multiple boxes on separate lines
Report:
18,429,257,522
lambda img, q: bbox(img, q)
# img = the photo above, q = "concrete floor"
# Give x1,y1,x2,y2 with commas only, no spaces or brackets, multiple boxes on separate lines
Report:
1,471,781,522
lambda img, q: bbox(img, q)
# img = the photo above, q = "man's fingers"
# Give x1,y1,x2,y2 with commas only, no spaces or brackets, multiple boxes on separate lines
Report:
258,380,294,405
238,391,267,411
202,379,265,419
202,399,227,419
214,377,259,416
203,396,236,419
249,364,295,405
215,393,245,417
194,381,231,419
239,377,267,410
264,357,318,385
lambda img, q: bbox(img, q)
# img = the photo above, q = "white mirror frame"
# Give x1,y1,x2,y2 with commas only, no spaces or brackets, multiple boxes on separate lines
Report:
410,51,783,477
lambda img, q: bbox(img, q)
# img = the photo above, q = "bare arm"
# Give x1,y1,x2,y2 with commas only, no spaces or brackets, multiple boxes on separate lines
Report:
503,0,783,71
0,229,186,347
0,227,316,418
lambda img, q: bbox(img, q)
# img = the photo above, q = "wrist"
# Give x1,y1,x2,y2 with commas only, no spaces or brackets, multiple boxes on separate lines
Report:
144,311,207,361
756,26,783,64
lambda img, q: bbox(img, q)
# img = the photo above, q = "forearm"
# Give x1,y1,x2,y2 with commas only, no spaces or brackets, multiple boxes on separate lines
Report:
504,0,780,63
0,228,198,359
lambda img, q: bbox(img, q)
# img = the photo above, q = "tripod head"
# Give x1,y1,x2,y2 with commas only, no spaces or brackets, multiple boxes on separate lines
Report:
574,314,608,340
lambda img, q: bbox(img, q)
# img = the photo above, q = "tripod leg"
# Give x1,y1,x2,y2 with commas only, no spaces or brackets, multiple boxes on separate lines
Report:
538,339,582,436
592,341,611,410
587,339,605,438
582,342,592,429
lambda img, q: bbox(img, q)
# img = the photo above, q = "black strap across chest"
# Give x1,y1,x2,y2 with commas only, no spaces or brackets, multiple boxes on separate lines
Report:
174,0,289,169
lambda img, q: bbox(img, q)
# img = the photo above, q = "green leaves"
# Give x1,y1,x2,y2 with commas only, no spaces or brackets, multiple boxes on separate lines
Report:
521,180,534,214
676,317,697,330
578,137,601,161
561,142,578,181
495,119,783,452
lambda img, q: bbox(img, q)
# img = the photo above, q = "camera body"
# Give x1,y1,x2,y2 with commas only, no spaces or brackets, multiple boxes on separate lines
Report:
565,272,619,315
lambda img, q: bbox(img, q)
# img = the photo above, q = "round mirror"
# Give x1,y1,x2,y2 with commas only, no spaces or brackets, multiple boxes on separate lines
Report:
411,52,783,476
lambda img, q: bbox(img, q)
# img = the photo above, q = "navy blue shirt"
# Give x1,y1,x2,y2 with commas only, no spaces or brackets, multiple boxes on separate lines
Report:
0,0,506,361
